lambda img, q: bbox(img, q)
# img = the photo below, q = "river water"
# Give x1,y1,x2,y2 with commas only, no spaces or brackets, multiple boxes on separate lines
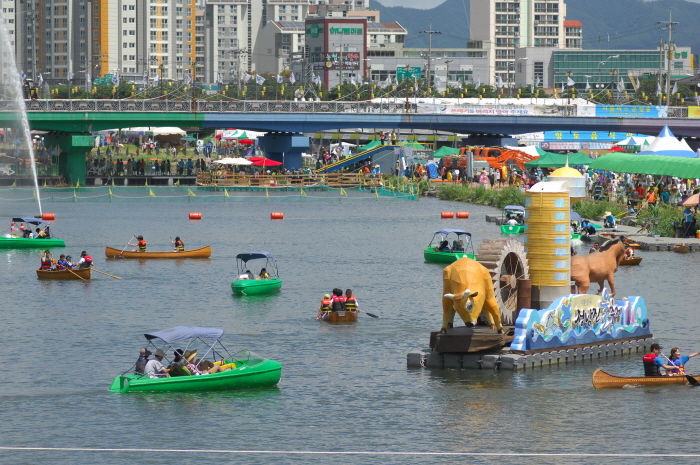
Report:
1,193,699,464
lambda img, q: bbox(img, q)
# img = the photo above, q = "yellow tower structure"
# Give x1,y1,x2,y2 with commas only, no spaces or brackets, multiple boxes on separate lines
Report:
524,181,571,309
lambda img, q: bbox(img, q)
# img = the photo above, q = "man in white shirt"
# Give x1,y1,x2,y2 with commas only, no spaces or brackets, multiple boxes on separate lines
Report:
144,348,171,378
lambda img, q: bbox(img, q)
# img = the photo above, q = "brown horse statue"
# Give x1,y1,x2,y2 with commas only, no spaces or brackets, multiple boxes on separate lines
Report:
571,238,626,296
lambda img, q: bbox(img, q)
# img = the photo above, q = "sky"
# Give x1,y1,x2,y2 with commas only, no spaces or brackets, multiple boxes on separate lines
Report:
375,0,447,8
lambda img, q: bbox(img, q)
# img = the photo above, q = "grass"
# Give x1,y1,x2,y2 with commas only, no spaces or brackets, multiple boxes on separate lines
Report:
437,184,526,209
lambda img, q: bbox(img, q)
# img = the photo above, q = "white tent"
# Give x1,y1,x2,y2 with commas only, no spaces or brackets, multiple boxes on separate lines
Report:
214,157,252,165
106,127,186,136
637,126,697,158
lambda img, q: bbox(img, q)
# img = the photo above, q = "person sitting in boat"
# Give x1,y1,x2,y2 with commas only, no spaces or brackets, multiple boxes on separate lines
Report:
344,289,359,313
135,348,152,375
145,348,172,378
35,227,46,239
258,268,270,280
77,251,93,269
172,236,185,252
22,228,32,239
40,250,53,270
666,348,700,376
625,246,634,259
168,349,191,377
65,256,75,268
55,254,68,271
505,215,519,226
43,225,51,239
588,242,599,254
643,343,676,377
603,211,616,228
316,294,333,320
185,350,222,375
438,240,450,252
133,234,147,252
330,288,346,312
452,240,465,252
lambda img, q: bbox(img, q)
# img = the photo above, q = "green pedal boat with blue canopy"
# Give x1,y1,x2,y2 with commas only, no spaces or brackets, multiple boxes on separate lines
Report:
0,217,65,249
109,326,282,393
500,206,525,235
424,229,476,264
231,252,282,295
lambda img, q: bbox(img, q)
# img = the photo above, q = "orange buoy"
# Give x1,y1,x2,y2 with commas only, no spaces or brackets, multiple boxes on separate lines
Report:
441,212,454,219
271,212,284,220
42,213,56,221
188,212,202,220
456,212,470,219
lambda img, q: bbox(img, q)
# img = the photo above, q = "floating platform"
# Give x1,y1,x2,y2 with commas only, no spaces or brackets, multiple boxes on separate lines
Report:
407,337,657,370
429,326,514,353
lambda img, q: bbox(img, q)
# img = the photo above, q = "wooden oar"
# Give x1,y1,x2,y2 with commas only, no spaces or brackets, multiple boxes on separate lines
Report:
118,238,135,257
92,268,122,279
67,268,87,281
359,309,379,319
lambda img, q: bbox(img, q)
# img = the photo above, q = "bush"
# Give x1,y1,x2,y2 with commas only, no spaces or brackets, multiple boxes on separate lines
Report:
637,203,681,237
572,200,626,220
437,185,525,208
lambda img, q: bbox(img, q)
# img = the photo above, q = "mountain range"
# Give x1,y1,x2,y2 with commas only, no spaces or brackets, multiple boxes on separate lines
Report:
374,0,700,54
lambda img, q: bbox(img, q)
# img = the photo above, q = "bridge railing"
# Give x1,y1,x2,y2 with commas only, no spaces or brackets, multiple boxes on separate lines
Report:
12,99,412,114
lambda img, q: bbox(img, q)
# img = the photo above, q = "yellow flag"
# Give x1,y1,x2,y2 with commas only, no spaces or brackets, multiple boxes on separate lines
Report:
76,179,80,188
300,188,306,196
149,188,155,197
108,187,113,197
43,180,47,188
10,180,16,188
145,179,149,187
174,179,180,186
111,178,114,186
265,189,269,199
224,189,229,197
72,189,76,198
340,187,347,196
375,188,379,199
187,188,196,196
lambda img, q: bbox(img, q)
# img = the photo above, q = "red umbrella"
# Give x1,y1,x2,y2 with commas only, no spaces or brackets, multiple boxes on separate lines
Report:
248,156,265,162
608,146,625,152
252,158,282,167
239,139,254,145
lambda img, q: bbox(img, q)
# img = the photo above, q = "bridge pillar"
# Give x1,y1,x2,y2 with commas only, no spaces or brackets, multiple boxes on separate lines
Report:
258,133,309,170
46,134,93,185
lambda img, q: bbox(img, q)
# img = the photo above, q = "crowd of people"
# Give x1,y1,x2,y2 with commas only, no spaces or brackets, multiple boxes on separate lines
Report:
134,347,231,378
316,288,359,320
40,250,92,271
88,157,208,177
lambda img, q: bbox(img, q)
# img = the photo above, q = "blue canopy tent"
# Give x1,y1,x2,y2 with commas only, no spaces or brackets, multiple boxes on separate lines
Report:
145,326,225,343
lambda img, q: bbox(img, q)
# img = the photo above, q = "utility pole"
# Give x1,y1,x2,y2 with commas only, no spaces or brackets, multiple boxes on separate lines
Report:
657,8,678,106
657,39,664,105
230,49,247,98
419,20,442,88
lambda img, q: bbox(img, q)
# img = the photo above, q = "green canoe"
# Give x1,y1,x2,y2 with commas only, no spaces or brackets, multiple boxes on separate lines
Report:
110,326,282,393
0,236,66,249
424,229,475,264
232,251,282,295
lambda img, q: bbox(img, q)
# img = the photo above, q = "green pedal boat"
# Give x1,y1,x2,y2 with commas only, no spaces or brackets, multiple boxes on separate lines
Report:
500,205,525,235
231,252,282,295
424,229,475,264
110,326,282,393
1,217,65,249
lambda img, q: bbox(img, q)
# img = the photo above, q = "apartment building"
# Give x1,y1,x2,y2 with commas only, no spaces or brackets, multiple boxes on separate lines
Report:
470,0,582,87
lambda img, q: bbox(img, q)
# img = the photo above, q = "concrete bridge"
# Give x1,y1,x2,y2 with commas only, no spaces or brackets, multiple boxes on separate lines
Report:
2,99,700,184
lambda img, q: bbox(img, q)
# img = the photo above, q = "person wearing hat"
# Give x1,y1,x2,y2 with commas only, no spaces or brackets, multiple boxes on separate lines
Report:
77,251,93,269
131,234,147,252
316,293,333,320
642,343,676,377
144,348,171,378
135,348,152,375
603,211,616,228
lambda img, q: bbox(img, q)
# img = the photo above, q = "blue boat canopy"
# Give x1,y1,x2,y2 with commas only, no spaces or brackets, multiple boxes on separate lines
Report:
570,212,582,222
434,229,471,236
12,217,47,225
145,325,224,343
503,205,525,212
236,251,276,262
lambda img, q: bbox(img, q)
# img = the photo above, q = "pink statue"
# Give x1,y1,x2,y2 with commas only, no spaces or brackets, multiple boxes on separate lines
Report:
571,239,626,296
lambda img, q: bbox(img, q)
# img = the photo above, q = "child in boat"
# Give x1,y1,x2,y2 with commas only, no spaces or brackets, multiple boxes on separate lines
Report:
65,256,75,268
258,268,270,279
316,294,332,320
55,254,68,271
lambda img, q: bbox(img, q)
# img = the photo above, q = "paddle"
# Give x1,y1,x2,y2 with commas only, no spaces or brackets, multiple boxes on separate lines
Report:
359,309,380,319
686,375,700,387
92,268,122,279
118,235,136,257
67,268,87,281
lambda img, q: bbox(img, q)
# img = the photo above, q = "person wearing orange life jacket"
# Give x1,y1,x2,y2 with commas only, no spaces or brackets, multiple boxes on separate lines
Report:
666,347,700,376
316,294,333,320
344,289,359,313
172,236,185,252
133,234,147,252
77,251,93,269
642,343,676,376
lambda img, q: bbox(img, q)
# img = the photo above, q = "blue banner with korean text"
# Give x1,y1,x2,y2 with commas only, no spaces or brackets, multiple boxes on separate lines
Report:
577,105,668,118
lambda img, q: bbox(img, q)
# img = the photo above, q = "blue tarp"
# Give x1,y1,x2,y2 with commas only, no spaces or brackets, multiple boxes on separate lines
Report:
426,162,438,179
12,217,47,225
145,326,224,343
236,252,275,262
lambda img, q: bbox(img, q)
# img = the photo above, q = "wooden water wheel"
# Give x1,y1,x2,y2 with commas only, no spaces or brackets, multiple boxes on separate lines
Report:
476,238,529,325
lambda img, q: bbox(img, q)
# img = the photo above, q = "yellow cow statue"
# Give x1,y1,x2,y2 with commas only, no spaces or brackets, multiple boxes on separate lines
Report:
442,257,503,332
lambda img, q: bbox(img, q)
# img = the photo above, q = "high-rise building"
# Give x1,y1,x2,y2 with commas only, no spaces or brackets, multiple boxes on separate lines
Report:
1,0,18,85
470,0,582,86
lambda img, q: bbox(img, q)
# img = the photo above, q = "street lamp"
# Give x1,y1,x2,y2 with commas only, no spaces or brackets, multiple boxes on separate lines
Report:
610,68,618,103
444,59,453,93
